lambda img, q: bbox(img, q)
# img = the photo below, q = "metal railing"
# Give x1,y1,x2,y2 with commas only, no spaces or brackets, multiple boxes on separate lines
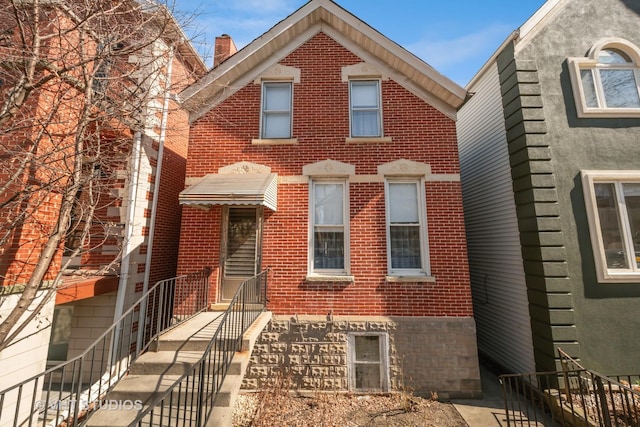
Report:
558,349,640,389
133,268,269,426
501,351,640,426
0,268,211,427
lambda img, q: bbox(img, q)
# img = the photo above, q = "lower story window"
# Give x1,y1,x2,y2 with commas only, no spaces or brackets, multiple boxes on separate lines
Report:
385,179,429,276
310,180,349,274
582,171,640,282
47,306,74,362
348,333,389,392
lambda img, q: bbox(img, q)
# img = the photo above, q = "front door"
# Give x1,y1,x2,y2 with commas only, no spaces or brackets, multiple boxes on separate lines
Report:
220,207,262,302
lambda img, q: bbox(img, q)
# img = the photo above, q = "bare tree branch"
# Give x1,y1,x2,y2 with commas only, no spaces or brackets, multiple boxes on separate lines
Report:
0,0,201,351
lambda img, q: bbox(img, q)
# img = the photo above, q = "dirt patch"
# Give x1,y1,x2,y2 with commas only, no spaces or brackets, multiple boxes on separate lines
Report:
233,392,468,427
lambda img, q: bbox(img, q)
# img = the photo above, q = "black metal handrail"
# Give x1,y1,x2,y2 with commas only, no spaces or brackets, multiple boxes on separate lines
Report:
0,268,211,427
501,357,640,426
133,268,269,426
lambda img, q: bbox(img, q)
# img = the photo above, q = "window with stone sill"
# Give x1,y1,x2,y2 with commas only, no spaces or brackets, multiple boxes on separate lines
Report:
582,171,640,283
309,179,350,276
349,79,382,138
384,178,430,277
569,38,640,118
260,81,293,139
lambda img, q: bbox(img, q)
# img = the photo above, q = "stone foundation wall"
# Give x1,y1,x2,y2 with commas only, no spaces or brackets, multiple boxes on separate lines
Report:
242,315,481,399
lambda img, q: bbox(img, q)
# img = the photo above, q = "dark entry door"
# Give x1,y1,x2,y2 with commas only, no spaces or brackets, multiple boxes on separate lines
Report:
220,207,261,301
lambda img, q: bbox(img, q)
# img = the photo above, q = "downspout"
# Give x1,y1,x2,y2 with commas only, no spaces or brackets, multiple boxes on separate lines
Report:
111,129,143,364
136,42,176,353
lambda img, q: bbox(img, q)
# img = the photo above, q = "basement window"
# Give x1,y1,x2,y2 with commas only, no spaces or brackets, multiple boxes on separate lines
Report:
348,333,389,392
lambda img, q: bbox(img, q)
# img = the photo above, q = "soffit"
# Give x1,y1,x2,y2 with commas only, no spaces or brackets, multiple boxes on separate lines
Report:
179,0,467,121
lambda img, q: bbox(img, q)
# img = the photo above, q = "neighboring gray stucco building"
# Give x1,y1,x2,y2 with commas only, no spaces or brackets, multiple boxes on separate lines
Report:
457,0,640,375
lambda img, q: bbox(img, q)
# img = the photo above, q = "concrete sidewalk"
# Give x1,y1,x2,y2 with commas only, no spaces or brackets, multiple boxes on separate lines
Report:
452,365,508,426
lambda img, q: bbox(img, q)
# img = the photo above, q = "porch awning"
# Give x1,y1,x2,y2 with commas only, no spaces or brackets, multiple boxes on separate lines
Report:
56,275,119,305
179,173,278,211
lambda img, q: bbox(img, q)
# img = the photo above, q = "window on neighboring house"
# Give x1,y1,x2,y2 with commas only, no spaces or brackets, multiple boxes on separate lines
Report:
310,180,349,274
582,171,640,283
47,306,74,362
385,179,429,276
64,163,103,258
261,81,292,139
92,58,111,98
348,333,389,392
92,41,126,99
581,49,640,108
64,201,84,257
569,38,640,117
350,80,382,137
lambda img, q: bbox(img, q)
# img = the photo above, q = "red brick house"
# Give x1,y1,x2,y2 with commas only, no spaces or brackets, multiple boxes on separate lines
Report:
177,0,480,398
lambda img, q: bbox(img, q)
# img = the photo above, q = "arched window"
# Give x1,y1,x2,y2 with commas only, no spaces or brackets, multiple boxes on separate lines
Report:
569,38,640,117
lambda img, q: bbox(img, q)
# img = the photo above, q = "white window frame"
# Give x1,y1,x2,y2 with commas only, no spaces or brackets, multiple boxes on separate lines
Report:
260,81,293,139
308,178,350,277
569,38,640,118
384,178,430,277
582,170,640,283
349,79,382,138
347,333,389,393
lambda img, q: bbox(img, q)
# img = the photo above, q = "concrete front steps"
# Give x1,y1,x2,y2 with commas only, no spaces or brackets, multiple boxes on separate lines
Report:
86,311,271,427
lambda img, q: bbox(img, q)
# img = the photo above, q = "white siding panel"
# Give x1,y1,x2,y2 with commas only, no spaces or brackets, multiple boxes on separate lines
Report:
457,63,536,374
0,290,55,427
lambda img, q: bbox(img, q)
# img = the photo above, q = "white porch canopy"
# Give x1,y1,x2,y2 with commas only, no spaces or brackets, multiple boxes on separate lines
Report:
179,172,278,211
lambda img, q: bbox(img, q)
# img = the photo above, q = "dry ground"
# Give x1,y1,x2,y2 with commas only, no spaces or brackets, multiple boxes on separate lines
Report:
233,392,468,427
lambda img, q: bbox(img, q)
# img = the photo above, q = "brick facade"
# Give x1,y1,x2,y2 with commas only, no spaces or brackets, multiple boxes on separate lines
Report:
179,33,472,316
178,28,480,396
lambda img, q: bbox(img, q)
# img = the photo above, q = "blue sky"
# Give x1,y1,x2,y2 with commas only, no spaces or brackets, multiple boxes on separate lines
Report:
173,0,547,87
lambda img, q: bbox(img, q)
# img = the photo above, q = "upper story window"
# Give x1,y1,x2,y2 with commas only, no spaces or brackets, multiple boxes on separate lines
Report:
569,38,640,118
261,81,292,139
92,59,111,97
91,41,125,99
350,80,382,137
582,171,640,283
581,49,640,109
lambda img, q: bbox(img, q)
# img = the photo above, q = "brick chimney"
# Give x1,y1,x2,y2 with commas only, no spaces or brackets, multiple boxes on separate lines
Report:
214,34,237,67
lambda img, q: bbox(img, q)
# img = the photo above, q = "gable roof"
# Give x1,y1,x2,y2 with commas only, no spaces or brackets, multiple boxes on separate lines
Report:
179,0,467,121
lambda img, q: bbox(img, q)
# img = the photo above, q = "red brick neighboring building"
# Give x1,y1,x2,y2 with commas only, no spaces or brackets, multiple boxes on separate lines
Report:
49,38,206,368
0,3,206,422
177,0,480,398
